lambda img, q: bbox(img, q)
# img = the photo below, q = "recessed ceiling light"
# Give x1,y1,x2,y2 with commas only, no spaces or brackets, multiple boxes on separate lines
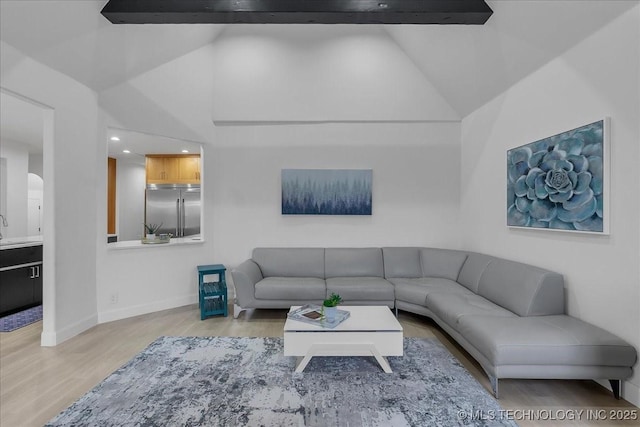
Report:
110,136,120,141
122,149,131,153
181,149,189,153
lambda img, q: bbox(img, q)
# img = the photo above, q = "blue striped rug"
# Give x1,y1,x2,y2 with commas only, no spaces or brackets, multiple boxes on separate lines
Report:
0,305,43,332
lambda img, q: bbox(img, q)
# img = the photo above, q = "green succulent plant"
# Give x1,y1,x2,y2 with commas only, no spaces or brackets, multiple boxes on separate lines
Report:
322,293,343,308
143,222,162,234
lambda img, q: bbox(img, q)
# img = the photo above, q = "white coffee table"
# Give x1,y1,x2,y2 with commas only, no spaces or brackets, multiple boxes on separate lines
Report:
283,305,403,373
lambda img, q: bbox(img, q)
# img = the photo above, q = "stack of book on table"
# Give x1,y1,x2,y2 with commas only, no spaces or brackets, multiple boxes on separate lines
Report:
287,304,350,329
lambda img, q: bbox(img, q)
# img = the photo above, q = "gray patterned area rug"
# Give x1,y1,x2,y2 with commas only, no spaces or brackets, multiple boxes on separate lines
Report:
46,337,516,427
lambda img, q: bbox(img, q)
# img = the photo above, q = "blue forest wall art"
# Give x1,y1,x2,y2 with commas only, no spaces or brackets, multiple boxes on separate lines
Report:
282,169,372,215
507,119,608,233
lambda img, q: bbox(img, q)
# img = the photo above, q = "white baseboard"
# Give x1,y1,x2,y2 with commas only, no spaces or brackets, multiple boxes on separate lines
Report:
40,313,98,347
624,381,640,408
97,294,198,324
595,378,640,407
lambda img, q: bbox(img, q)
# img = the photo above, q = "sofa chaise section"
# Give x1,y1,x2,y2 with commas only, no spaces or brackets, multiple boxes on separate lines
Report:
457,315,636,397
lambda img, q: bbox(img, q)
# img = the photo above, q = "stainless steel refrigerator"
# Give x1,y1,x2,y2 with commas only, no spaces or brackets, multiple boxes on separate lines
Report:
145,185,200,237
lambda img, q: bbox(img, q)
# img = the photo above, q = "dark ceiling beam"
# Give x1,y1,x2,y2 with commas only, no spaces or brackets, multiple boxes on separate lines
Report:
101,0,493,25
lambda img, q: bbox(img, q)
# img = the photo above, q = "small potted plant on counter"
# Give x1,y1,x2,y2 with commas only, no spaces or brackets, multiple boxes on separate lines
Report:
143,222,162,240
322,293,343,321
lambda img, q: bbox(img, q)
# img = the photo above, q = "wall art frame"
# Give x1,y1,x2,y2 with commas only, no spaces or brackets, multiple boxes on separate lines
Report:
507,118,610,234
282,169,372,215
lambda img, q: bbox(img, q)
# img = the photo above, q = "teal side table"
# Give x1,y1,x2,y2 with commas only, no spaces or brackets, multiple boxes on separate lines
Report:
197,264,227,319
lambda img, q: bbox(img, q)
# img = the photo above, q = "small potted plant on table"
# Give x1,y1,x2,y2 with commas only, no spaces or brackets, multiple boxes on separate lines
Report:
143,222,162,240
322,293,343,321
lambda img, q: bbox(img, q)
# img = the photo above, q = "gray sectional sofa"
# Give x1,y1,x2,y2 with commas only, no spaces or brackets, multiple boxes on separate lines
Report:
231,247,637,398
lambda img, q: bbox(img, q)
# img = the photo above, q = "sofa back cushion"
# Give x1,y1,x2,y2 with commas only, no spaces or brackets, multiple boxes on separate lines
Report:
420,248,468,281
457,252,494,293
477,258,565,316
325,248,384,278
382,247,422,278
252,248,325,278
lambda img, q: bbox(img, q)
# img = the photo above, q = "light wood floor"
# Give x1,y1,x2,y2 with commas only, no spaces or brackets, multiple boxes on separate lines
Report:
1,305,637,427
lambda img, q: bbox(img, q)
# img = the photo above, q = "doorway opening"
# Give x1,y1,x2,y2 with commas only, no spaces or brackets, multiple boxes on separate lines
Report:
0,88,54,344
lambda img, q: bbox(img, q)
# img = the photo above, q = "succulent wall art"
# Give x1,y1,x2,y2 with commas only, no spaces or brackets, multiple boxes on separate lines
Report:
507,119,608,233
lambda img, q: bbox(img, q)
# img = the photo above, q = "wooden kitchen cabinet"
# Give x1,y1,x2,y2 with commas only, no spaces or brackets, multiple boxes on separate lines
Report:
178,156,200,182
145,156,164,182
107,157,117,234
146,156,179,183
146,155,200,184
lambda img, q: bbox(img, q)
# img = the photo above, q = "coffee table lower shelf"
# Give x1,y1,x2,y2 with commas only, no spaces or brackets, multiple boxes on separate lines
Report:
289,341,398,373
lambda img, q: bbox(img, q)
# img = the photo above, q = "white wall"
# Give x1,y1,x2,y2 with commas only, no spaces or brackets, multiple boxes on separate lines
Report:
460,5,640,404
96,243,211,323
115,160,145,241
212,122,461,268
0,139,28,237
29,152,43,178
1,41,100,345
209,26,459,123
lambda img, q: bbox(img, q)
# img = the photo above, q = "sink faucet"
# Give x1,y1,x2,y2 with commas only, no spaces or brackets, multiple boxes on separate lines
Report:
0,214,7,240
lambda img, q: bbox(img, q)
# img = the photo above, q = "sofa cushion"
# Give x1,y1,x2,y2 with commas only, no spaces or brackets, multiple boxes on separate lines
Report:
253,248,325,278
390,277,473,306
325,248,384,278
477,258,564,317
425,292,516,329
457,315,638,367
420,248,468,281
326,277,394,301
255,277,326,300
382,247,422,278
457,252,493,293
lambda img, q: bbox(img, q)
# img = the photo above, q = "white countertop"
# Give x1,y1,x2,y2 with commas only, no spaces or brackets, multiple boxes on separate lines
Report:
0,235,44,250
107,236,204,250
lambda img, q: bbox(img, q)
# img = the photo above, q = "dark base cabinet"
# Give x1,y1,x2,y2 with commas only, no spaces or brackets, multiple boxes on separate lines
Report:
0,245,43,318
33,265,43,304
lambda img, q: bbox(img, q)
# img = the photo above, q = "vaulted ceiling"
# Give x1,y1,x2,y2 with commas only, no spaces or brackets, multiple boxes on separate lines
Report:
1,1,637,143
